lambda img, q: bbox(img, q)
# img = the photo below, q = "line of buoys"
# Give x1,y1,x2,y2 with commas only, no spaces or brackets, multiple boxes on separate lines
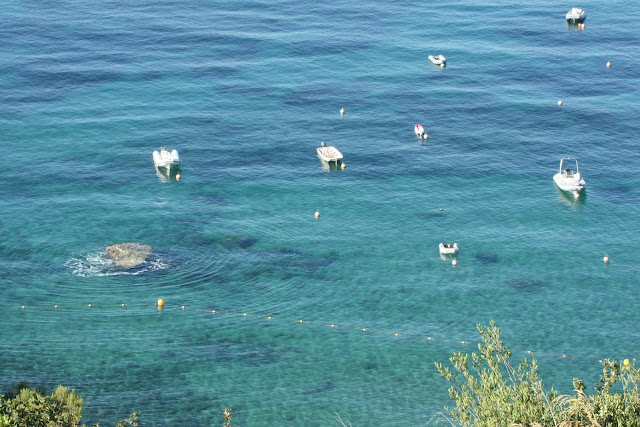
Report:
2,299,625,362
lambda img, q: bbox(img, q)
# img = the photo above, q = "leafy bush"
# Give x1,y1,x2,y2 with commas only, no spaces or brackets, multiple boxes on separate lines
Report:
0,384,83,427
436,321,640,426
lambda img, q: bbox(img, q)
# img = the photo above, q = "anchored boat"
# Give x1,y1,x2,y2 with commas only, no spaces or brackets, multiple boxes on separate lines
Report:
428,55,446,66
566,7,586,23
153,147,181,173
317,142,343,164
439,243,459,255
553,158,586,194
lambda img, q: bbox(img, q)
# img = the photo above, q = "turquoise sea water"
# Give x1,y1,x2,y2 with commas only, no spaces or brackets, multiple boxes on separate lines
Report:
1,0,639,425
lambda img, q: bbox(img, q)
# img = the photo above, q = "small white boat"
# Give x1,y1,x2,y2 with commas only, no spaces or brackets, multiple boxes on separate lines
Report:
415,124,425,137
317,142,343,163
428,55,446,66
439,243,459,255
153,147,181,172
566,7,586,23
553,158,586,193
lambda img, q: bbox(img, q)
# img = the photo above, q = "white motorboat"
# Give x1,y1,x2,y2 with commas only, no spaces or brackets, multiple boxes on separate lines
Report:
153,147,181,172
553,158,586,193
428,55,446,66
439,243,459,255
317,142,343,163
566,7,586,23
415,124,426,138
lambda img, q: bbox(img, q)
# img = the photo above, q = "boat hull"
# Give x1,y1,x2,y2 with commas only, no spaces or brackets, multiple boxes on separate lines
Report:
153,149,181,171
317,146,343,163
566,8,586,23
439,243,459,255
428,55,446,66
553,173,586,192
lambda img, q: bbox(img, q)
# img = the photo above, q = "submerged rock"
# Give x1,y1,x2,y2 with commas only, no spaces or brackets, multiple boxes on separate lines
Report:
106,242,152,268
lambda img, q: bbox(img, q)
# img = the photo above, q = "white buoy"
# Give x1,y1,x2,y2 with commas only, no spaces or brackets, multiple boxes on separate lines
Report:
341,162,346,169
423,132,429,140
452,258,458,266
340,107,345,116
607,61,611,68
315,210,320,219
440,63,445,68
558,99,563,106
176,173,181,181
574,191,580,199
603,254,609,263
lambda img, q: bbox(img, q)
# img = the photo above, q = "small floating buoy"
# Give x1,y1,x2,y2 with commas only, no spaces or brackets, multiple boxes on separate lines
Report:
440,208,443,211
341,162,346,169
624,359,630,366
157,298,165,307
606,61,611,68
340,107,345,115
315,210,320,219
452,258,458,266
558,99,563,106
574,191,580,199
440,63,445,68
176,173,181,181
603,254,609,263
423,132,429,140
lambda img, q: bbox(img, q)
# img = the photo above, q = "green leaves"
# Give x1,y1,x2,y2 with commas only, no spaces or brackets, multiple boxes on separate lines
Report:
436,323,640,426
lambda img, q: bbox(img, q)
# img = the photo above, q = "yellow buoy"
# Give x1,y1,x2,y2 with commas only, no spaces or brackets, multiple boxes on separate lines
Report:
157,298,165,307
607,61,611,68
603,255,609,263
558,99,563,106
315,210,320,219
624,359,630,366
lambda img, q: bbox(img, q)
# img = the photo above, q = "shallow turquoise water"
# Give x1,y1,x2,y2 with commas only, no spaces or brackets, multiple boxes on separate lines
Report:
1,0,639,425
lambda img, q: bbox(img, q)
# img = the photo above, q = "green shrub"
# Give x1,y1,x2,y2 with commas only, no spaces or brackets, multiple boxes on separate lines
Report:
436,321,640,426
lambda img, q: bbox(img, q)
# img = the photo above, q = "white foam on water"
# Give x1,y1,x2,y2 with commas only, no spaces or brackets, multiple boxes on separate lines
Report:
65,250,171,277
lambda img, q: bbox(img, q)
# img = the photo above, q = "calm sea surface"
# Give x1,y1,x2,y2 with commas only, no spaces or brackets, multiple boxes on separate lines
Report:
1,0,639,425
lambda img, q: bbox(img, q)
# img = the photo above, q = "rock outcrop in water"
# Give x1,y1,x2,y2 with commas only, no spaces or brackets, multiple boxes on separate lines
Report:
106,242,152,268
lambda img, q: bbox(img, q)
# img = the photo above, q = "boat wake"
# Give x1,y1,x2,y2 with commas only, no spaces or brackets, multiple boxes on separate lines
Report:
65,250,172,277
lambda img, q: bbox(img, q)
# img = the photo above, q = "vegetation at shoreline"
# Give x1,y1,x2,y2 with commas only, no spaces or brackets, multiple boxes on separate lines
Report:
1,382,235,427
0,383,141,427
436,321,640,426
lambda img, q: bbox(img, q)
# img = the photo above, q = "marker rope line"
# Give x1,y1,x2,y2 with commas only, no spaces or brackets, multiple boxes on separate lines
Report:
0,301,607,363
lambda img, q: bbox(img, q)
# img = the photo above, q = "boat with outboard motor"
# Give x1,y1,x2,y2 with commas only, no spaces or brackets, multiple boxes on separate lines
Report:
553,158,586,194
153,147,181,172
439,243,459,255
428,55,446,66
317,142,343,164
414,124,428,139
566,7,586,23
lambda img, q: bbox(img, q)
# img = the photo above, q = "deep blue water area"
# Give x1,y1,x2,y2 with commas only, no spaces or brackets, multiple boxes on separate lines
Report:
1,0,639,425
